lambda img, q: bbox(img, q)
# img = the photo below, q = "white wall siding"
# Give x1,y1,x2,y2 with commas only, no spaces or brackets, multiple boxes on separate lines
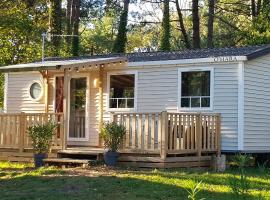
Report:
244,55,270,151
6,72,45,113
5,62,240,150
107,63,239,151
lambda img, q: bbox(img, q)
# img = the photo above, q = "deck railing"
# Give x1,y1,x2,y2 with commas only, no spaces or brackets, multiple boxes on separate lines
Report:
0,113,64,152
111,113,162,153
112,111,221,158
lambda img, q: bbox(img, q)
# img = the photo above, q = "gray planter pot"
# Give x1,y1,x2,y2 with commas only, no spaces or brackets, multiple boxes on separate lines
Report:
104,151,119,166
34,153,47,168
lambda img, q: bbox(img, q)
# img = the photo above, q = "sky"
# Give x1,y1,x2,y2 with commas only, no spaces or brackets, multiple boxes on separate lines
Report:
129,0,192,22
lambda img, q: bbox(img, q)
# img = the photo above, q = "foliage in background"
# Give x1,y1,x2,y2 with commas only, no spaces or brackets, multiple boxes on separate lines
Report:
1,0,270,108
27,121,58,154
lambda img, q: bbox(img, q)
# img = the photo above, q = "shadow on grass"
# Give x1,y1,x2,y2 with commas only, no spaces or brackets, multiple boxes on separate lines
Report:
0,171,255,200
124,168,270,191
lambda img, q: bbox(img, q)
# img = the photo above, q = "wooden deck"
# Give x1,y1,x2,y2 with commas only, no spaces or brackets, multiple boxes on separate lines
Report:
0,112,221,168
0,113,64,162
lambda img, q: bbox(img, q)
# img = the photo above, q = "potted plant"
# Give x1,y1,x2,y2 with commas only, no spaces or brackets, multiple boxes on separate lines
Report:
101,122,126,166
28,121,58,168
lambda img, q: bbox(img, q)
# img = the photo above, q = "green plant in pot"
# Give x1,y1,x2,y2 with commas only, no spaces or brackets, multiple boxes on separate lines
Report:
28,121,58,168
101,122,126,166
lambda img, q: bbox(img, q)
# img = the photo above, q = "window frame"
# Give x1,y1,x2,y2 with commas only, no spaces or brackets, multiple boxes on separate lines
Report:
178,67,214,111
28,81,43,102
107,70,138,112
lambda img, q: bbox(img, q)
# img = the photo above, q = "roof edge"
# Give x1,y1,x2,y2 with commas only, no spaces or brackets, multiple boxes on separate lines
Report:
128,56,248,66
246,45,270,60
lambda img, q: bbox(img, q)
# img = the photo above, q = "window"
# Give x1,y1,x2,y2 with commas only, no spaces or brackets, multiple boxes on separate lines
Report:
29,82,42,100
179,69,212,109
108,73,136,109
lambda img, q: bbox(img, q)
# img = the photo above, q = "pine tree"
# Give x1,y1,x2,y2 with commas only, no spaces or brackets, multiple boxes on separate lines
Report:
192,0,200,49
49,0,62,56
160,0,171,51
112,0,130,53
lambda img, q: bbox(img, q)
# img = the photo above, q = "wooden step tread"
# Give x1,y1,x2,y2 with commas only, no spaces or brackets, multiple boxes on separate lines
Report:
44,158,92,164
58,150,104,155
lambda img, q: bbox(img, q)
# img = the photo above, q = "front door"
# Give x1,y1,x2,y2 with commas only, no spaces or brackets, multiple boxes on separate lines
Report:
68,76,89,141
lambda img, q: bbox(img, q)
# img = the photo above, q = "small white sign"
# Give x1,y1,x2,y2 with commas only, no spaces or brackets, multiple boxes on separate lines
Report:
213,56,238,62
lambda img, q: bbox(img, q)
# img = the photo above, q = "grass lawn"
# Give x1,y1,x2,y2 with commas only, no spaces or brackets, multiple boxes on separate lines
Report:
0,162,269,200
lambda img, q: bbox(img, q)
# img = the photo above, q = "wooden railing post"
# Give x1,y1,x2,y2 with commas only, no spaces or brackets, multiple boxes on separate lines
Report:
161,111,168,160
196,113,202,157
216,114,221,156
110,112,116,123
62,69,69,150
19,113,25,153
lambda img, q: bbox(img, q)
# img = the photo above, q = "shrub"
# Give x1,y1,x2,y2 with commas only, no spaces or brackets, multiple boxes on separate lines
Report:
185,181,205,200
100,122,126,152
28,121,58,154
229,154,252,200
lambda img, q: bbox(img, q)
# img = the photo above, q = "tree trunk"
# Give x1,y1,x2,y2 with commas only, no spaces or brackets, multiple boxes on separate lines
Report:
207,0,215,48
71,0,80,56
49,0,62,56
66,0,72,46
175,0,190,49
257,0,262,15
112,0,130,53
160,0,171,51
251,0,256,17
192,0,200,49
105,0,113,11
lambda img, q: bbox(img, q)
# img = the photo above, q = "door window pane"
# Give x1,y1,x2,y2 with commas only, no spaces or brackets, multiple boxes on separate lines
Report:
69,77,86,139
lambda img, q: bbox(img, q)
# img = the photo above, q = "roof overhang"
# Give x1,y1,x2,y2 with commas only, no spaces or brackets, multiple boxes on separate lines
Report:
0,57,127,73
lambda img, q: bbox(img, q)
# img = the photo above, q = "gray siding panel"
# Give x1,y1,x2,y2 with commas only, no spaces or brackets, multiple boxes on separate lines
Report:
244,55,270,151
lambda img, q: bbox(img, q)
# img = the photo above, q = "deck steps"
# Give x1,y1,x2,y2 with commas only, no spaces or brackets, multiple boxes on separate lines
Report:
44,158,95,168
45,148,105,168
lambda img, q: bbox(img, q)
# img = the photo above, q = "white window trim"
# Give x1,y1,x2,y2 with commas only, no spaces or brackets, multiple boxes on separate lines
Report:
177,67,214,111
107,70,138,112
